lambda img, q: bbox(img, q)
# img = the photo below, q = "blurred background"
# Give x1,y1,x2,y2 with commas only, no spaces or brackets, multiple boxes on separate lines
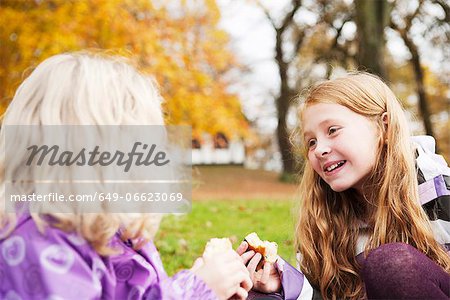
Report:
1,0,449,274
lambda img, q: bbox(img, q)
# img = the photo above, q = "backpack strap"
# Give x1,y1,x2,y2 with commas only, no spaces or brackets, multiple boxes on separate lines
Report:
413,136,450,250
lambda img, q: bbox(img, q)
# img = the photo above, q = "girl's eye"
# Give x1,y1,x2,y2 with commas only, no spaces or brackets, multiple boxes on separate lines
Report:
307,139,316,149
328,127,339,135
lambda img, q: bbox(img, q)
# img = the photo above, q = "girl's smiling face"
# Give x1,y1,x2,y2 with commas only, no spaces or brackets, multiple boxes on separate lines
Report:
302,102,381,194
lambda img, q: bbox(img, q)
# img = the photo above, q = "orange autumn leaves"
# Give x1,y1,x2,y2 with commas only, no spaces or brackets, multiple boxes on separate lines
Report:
0,0,248,139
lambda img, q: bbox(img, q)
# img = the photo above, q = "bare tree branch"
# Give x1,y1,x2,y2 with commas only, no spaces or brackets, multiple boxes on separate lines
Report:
279,0,303,33
403,0,424,31
330,14,353,55
289,29,306,63
256,2,276,29
432,0,450,23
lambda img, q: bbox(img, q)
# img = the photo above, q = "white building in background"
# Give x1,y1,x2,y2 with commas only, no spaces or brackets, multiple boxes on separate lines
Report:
192,133,245,165
191,132,283,172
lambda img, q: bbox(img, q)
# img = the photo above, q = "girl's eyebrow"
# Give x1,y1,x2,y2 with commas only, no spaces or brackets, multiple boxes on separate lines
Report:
303,119,340,136
303,130,313,138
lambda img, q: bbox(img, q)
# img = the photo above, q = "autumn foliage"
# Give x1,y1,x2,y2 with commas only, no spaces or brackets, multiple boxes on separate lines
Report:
0,0,248,139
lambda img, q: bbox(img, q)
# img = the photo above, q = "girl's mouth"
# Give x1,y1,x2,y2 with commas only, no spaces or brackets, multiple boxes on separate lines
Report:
324,160,346,173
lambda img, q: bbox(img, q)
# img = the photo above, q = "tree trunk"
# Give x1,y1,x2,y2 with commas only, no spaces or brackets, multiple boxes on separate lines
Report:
355,0,390,79
390,0,436,145
258,0,303,178
401,32,435,138
276,93,296,176
275,30,297,176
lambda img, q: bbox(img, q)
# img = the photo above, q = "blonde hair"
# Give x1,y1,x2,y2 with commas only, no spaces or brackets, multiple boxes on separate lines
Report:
295,72,450,299
0,52,165,255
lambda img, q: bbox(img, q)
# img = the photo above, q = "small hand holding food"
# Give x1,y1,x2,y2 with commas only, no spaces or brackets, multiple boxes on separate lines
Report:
192,238,252,300
237,232,282,294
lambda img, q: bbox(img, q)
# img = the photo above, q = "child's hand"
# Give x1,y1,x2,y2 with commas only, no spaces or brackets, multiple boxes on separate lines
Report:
192,249,252,300
237,241,282,294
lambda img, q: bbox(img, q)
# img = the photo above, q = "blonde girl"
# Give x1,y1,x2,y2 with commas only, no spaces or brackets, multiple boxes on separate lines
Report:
0,53,251,300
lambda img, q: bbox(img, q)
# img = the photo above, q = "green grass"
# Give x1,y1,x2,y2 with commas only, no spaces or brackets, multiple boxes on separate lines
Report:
155,199,298,276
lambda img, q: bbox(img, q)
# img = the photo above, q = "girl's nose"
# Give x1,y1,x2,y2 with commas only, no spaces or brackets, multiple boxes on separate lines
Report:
314,141,331,157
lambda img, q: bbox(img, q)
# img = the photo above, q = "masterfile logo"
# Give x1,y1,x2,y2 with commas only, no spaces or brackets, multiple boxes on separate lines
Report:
26,142,170,172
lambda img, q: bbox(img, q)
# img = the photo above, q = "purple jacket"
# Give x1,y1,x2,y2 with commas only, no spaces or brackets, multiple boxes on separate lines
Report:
0,214,217,300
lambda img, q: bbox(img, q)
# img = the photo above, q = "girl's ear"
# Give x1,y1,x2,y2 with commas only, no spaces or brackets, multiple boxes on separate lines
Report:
381,112,389,145
381,112,388,131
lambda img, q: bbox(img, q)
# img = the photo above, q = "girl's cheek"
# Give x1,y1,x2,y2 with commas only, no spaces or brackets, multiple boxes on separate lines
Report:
309,160,321,174
307,154,317,167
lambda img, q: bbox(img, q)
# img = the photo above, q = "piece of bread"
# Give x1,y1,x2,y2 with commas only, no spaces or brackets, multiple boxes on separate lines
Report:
244,232,278,263
203,237,232,258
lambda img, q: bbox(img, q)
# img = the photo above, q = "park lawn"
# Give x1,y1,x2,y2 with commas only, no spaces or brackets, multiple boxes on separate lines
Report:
155,199,298,276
